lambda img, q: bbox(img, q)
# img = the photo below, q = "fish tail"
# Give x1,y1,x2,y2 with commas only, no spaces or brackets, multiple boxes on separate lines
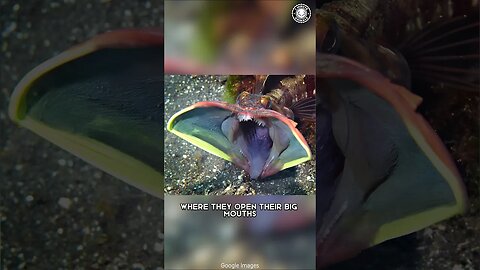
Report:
400,13,479,92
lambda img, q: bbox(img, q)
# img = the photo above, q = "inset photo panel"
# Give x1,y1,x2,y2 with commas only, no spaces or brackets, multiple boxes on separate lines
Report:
164,75,316,195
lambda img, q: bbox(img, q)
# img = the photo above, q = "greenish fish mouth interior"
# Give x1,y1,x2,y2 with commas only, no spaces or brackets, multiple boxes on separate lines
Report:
23,47,164,173
169,103,311,179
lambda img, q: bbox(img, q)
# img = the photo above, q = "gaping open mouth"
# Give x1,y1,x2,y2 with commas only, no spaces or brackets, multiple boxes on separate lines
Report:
167,101,311,179
221,113,287,179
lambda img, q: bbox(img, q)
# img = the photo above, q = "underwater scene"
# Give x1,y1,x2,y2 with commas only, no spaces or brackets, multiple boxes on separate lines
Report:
1,0,479,269
164,75,316,195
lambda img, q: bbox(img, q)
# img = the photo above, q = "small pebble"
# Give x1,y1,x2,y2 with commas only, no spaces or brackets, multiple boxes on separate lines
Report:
154,242,163,253
132,263,145,270
58,197,72,209
25,195,34,202
57,159,66,166
2,22,17,38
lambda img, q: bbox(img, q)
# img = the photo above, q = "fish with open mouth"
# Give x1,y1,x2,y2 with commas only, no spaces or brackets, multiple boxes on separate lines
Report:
167,75,315,180
315,0,478,267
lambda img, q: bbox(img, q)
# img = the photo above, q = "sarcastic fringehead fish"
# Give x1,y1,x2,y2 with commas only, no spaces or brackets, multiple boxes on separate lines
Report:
167,75,315,180
315,0,478,267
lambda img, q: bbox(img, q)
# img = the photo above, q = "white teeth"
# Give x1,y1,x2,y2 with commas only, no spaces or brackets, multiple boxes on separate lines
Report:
237,113,265,126
238,113,252,122
255,119,266,126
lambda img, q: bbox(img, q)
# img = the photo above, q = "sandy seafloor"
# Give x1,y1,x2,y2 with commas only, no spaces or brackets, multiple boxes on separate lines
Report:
164,75,316,195
1,0,479,270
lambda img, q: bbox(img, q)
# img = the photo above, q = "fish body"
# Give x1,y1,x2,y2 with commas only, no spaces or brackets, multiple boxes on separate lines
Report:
315,0,477,267
233,75,316,120
168,75,315,180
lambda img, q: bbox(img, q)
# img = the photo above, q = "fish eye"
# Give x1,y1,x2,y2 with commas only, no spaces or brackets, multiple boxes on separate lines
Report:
237,91,250,101
321,23,340,53
260,96,271,109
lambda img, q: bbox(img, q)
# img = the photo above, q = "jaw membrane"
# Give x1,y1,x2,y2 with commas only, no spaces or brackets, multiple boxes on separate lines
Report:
222,113,289,179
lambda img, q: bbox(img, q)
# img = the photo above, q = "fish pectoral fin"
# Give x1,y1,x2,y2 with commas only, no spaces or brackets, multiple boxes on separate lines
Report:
400,14,479,92
291,96,316,121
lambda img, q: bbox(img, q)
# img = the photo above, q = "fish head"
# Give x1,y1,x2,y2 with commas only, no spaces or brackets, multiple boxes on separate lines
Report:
167,101,311,180
236,91,273,110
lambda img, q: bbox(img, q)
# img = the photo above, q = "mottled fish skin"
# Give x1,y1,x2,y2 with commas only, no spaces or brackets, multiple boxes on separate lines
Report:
234,75,316,122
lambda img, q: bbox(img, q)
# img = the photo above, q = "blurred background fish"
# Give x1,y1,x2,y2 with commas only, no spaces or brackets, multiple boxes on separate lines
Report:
316,0,478,268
